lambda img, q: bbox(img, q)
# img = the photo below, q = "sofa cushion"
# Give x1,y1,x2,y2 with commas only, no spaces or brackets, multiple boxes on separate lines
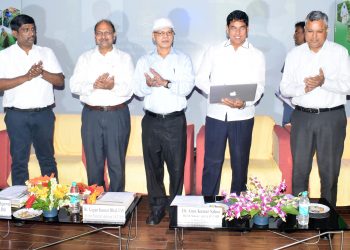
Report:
124,156,170,194
219,159,282,192
8,155,88,186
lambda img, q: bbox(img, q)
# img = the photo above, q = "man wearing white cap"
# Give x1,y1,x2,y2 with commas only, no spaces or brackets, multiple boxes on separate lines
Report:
134,17,194,225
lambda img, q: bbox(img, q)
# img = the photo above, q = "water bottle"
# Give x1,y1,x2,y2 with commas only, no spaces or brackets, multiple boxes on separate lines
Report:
298,191,310,226
70,182,80,215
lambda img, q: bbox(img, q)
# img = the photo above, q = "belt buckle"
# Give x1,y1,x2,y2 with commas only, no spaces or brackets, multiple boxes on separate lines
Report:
161,114,166,118
102,106,108,111
315,108,320,114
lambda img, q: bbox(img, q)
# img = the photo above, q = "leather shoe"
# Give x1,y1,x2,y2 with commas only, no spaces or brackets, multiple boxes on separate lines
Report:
146,210,165,225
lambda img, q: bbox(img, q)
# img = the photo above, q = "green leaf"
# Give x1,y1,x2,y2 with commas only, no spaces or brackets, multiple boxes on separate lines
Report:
282,206,299,215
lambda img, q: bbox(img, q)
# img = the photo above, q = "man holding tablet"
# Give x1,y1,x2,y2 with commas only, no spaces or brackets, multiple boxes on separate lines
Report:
196,10,265,196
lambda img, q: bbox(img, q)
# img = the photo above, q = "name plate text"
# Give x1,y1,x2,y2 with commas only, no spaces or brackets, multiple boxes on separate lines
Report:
82,204,126,224
177,206,222,227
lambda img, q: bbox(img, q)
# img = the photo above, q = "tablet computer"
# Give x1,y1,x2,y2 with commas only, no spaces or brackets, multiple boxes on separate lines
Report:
209,84,257,104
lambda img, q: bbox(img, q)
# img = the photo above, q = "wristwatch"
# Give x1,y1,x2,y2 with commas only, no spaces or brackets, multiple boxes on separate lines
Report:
165,80,172,89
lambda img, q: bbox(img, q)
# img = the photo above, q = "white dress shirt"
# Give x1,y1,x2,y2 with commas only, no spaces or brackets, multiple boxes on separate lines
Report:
280,40,350,108
133,48,195,114
70,46,134,106
0,43,63,108
196,40,265,121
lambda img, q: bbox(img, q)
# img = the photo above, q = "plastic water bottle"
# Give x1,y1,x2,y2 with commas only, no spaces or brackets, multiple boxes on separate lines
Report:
70,182,80,215
298,191,310,226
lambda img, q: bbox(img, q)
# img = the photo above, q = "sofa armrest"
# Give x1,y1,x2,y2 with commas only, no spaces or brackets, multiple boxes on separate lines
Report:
273,125,292,194
0,130,12,189
184,124,194,195
195,125,205,195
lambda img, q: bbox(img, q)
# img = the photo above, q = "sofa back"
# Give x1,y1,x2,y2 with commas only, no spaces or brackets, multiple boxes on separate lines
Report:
54,114,82,156
342,118,350,159
53,114,144,157
0,113,5,131
127,116,143,156
224,115,275,159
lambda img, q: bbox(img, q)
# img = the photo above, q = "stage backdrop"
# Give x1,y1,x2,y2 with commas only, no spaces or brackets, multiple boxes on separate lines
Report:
0,0,341,135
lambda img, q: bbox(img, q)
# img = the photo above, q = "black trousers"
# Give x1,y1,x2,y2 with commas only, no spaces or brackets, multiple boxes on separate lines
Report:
291,108,346,207
202,116,254,196
82,105,130,192
141,112,186,212
5,108,57,185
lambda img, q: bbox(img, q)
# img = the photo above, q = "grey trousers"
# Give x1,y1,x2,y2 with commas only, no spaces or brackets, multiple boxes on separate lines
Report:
291,108,346,207
82,105,130,192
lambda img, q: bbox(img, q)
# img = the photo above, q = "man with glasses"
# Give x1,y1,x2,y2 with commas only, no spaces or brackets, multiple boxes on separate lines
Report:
0,14,64,185
196,10,265,196
134,18,194,225
280,11,350,207
70,19,134,191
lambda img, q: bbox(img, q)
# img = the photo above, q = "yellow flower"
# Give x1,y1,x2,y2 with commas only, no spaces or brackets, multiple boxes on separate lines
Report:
54,184,69,199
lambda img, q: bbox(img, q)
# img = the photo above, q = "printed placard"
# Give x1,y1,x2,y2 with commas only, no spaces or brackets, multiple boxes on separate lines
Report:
82,204,126,224
177,206,222,228
0,199,11,218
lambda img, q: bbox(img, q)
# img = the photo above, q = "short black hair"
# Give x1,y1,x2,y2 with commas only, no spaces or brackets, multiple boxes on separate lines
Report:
295,21,305,31
94,19,116,33
226,10,249,27
10,14,35,32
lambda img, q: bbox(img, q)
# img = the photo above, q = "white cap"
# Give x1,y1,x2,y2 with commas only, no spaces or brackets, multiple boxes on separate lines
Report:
152,18,174,31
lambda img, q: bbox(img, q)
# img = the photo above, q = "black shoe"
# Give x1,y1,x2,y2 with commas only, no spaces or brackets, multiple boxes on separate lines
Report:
146,210,165,225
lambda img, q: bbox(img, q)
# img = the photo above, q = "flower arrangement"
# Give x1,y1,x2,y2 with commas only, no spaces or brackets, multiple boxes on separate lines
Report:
25,174,70,211
223,177,299,222
76,182,104,204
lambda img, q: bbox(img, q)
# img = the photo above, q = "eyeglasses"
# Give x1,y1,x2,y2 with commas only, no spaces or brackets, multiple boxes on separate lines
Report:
95,31,114,37
154,31,174,37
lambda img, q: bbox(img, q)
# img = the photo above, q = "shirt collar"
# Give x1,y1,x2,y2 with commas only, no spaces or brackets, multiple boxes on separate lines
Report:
307,39,329,54
14,42,36,54
150,47,176,57
94,45,116,56
224,39,250,49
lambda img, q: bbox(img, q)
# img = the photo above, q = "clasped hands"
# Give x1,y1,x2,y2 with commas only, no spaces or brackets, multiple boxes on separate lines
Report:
304,68,325,93
94,73,114,90
26,61,43,80
144,68,167,87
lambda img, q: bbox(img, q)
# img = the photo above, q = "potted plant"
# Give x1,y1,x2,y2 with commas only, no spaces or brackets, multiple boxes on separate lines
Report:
223,177,299,225
25,174,70,217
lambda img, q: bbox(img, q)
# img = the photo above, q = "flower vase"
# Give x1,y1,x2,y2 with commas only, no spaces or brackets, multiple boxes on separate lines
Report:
43,207,58,218
253,215,269,226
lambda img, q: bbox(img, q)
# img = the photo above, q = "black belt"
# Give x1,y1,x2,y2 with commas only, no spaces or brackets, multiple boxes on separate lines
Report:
5,104,54,112
145,110,184,119
85,103,126,111
295,105,344,114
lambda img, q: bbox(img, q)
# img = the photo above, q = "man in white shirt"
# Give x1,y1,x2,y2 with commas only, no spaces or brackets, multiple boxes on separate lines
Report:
134,18,194,225
70,20,134,192
0,14,64,185
280,11,350,207
196,10,265,196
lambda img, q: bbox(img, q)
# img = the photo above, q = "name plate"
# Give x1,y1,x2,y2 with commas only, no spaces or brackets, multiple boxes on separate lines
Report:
0,199,12,218
177,206,222,228
82,204,126,224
